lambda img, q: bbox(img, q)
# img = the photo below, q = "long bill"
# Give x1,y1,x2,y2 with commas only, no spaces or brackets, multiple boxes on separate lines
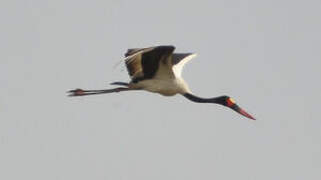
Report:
229,104,256,120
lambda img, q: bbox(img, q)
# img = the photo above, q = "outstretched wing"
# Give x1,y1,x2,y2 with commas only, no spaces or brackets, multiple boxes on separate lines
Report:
124,45,175,82
124,48,150,57
172,53,197,77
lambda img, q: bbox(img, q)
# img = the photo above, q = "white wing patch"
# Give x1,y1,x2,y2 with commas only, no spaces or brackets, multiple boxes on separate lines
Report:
154,58,175,80
172,53,197,77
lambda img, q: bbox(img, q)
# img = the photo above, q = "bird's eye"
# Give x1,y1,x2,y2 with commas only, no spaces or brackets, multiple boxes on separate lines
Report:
226,97,236,107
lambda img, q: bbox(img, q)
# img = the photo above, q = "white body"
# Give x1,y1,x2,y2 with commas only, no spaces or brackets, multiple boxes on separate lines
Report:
130,53,196,96
133,78,190,96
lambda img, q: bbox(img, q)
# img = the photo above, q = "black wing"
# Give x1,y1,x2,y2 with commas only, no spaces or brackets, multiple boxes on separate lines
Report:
171,53,194,65
125,48,149,57
124,45,175,82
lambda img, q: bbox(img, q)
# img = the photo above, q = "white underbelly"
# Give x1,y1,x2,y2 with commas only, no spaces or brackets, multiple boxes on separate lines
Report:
133,78,189,96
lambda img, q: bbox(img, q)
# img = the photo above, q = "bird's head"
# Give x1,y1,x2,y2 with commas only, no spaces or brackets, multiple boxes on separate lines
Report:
213,96,256,120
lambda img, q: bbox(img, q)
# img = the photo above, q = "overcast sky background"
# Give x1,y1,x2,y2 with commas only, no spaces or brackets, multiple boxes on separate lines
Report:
1,0,321,180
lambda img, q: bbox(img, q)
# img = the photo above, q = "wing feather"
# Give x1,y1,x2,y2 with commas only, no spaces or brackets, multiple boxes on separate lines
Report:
125,48,150,57
124,46,175,82
172,53,197,77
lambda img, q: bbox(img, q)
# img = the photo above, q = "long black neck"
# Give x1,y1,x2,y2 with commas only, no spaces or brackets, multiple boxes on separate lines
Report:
183,93,256,120
183,93,226,105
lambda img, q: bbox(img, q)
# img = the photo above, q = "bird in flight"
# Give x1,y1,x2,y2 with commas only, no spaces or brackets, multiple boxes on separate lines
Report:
68,45,255,120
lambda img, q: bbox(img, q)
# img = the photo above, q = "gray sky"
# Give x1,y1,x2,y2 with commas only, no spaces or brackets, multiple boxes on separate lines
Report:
1,0,321,179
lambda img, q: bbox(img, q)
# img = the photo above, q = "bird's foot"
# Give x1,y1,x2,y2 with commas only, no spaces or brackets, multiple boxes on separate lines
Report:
67,88,86,96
